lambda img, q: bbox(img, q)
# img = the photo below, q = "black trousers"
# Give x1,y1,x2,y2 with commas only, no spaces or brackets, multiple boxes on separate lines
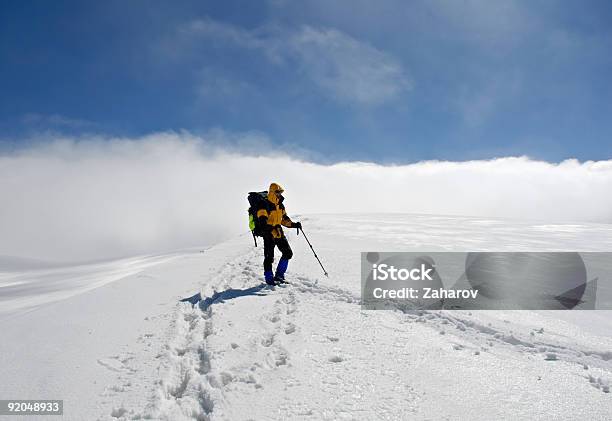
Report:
263,235,293,272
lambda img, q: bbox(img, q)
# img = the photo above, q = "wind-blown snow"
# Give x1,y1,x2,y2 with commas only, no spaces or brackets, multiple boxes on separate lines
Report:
1,213,611,420
0,253,179,317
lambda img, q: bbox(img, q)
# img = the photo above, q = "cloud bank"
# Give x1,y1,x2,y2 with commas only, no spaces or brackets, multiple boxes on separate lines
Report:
1,132,612,262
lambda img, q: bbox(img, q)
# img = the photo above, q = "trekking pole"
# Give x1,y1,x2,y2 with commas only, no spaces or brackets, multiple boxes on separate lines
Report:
299,227,329,277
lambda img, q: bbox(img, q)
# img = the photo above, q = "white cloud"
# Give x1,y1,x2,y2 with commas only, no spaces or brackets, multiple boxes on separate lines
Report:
286,26,411,105
177,19,411,105
2,132,612,262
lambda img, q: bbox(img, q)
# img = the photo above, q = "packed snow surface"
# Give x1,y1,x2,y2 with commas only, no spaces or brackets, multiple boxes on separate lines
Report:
1,213,612,420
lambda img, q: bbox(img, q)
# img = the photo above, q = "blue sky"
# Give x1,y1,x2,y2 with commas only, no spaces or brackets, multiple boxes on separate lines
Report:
1,0,611,163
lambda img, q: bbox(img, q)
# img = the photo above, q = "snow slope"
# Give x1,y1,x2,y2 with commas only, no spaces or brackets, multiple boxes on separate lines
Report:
1,214,612,420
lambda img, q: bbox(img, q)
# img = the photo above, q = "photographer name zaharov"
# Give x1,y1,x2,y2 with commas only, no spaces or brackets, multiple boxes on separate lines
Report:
369,264,479,299
371,287,478,299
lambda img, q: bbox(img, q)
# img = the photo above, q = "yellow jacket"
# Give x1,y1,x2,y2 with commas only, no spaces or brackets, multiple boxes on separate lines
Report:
257,183,294,239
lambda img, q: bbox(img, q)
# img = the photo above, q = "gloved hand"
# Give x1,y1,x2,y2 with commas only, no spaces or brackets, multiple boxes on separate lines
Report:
292,221,302,230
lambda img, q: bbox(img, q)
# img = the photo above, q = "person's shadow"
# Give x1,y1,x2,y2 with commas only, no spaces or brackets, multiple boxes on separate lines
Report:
180,284,270,311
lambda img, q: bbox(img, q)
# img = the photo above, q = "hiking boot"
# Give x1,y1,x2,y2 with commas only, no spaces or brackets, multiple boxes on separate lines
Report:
273,275,288,284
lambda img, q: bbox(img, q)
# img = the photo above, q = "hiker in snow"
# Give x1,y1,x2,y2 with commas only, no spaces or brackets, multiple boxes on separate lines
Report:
253,183,301,285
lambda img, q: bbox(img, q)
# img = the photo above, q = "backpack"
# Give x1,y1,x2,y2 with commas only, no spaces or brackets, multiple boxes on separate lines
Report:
247,191,269,244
